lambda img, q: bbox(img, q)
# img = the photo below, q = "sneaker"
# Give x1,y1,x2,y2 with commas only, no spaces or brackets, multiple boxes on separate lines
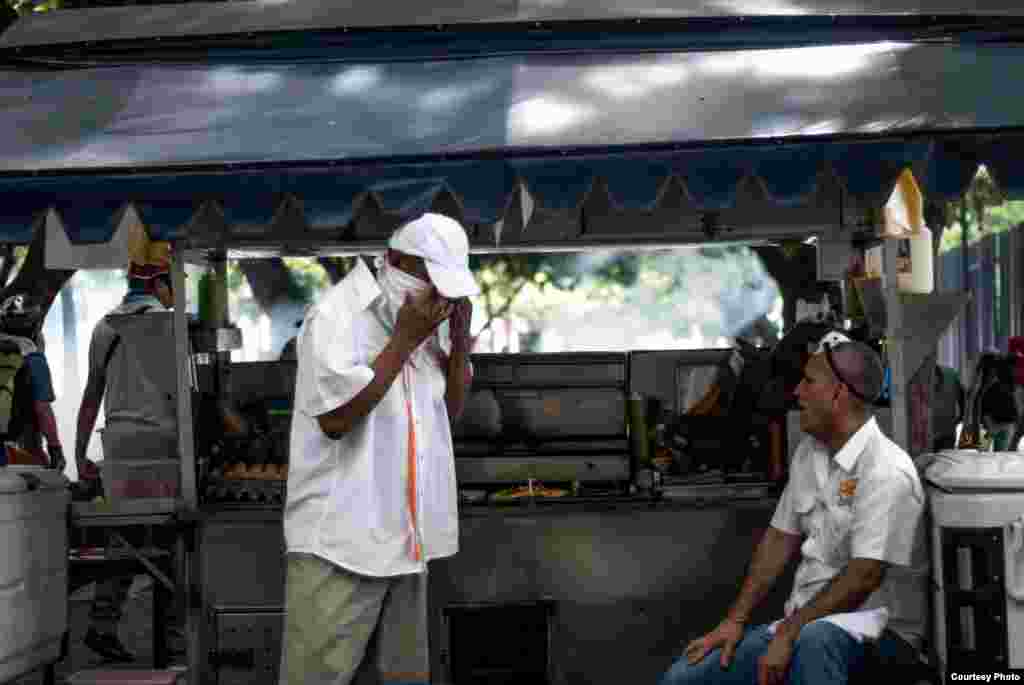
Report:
83,626,135,662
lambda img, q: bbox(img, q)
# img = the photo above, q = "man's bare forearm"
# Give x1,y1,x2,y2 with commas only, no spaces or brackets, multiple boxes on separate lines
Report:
34,401,62,450
445,344,471,420
775,559,885,641
317,336,415,438
726,528,802,624
75,375,105,465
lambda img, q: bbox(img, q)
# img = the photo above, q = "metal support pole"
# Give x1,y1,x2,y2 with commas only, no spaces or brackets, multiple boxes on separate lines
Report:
211,252,228,328
211,250,231,402
174,247,197,511
173,244,202,683
176,520,204,685
1012,227,1023,340
883,239,911,453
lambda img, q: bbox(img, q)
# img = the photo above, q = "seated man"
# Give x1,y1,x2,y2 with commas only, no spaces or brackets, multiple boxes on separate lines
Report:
661,336,928,685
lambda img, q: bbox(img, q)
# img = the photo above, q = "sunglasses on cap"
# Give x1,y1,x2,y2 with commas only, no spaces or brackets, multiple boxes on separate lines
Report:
821,340,873,404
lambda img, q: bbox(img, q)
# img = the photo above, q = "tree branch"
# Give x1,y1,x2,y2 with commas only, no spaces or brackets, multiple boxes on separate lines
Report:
475,277,529,338
752,244,819,332
482,280,495,320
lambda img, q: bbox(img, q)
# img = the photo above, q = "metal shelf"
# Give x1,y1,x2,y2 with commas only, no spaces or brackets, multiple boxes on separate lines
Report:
889,290,972,377
881,240,971,454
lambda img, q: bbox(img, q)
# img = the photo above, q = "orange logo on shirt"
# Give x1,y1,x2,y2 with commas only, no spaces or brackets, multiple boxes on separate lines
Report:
838,479,858,500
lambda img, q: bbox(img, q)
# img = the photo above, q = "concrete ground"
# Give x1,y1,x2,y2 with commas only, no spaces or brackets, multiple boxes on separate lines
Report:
10,576,175,685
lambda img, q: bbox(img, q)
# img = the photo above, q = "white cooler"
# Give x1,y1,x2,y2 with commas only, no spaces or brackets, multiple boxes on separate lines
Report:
925,450,1024,679
0,466,69,682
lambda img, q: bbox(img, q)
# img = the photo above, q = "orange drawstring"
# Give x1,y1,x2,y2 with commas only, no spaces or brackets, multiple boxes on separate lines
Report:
403,369,422,562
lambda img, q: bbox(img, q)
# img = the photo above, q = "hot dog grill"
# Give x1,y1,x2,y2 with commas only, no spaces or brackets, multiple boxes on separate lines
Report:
452,353,631,487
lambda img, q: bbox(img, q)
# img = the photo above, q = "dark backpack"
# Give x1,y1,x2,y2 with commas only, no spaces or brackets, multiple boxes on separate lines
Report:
0,343,24,436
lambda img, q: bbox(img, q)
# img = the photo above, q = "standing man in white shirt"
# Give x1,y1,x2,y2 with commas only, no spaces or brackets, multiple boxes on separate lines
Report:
660,336,928,685
280,213,480,685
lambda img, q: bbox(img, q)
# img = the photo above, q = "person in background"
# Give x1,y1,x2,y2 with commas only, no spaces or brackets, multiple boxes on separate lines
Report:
279,318,302,361
75,235,179,663
280,213,478,685
660,335,928,685
0,293,64,471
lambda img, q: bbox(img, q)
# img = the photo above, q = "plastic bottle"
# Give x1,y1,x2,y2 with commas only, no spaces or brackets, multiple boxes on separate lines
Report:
884,169,933,294
628,392,650,465
896,225,934,294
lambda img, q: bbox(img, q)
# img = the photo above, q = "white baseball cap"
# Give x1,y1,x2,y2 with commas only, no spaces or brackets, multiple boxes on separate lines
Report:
388,213,481,299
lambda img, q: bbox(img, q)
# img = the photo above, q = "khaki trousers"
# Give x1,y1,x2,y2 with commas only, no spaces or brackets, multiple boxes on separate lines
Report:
279,553,429,685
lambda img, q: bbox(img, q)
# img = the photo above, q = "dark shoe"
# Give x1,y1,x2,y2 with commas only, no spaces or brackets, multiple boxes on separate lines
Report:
84,626,135,662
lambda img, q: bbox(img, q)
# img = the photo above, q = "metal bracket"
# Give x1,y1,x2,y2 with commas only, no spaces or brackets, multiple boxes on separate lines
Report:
700,212,721,240
110,530,177,593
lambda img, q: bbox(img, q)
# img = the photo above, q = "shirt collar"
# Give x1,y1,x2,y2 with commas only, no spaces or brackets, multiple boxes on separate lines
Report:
317,257,382,321
832,416,879,472
114,294,165,314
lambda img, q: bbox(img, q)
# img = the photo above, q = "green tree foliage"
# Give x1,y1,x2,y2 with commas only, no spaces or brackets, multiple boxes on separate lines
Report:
467,252,640,340
467,247,778,351
940,167,1024,254
5,0,59,17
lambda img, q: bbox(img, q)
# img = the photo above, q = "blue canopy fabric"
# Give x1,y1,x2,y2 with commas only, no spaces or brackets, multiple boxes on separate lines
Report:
2,136,1022,247
2,34,1024,247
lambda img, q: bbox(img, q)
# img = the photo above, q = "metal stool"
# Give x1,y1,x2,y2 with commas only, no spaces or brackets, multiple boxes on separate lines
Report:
65,668,187,685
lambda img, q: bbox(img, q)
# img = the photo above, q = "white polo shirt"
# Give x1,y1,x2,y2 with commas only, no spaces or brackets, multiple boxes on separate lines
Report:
284,259,460,577
770,417,929,648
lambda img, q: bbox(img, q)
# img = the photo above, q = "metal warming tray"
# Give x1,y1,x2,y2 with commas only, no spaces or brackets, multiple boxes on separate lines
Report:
453,353,630,485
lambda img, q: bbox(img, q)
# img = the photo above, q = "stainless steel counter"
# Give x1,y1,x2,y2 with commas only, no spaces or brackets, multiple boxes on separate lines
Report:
195,489,788,685
432,492,791,685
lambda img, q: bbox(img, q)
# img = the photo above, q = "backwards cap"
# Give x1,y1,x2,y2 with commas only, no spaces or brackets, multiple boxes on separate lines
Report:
127,221,171,280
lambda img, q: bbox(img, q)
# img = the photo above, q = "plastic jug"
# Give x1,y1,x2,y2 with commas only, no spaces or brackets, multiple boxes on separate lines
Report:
883,169,934,294
895,225,934,294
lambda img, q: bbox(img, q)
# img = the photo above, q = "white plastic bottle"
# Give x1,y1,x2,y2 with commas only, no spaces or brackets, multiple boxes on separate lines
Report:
897,225,934,294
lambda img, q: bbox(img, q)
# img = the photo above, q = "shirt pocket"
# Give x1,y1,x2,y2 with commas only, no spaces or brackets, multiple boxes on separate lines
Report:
795,495,829,562
793,494,816,535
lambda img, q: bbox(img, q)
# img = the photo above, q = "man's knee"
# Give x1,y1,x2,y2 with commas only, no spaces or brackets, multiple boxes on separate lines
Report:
792,621,862,669
660,654,714,685
794,621,837,647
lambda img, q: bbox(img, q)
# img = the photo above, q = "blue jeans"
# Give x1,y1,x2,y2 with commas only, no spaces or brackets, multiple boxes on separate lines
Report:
660,622,916,685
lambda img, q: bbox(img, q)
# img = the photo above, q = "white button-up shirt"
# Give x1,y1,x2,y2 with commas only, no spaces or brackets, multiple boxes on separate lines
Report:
284,259,460,577
770,417,929,647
